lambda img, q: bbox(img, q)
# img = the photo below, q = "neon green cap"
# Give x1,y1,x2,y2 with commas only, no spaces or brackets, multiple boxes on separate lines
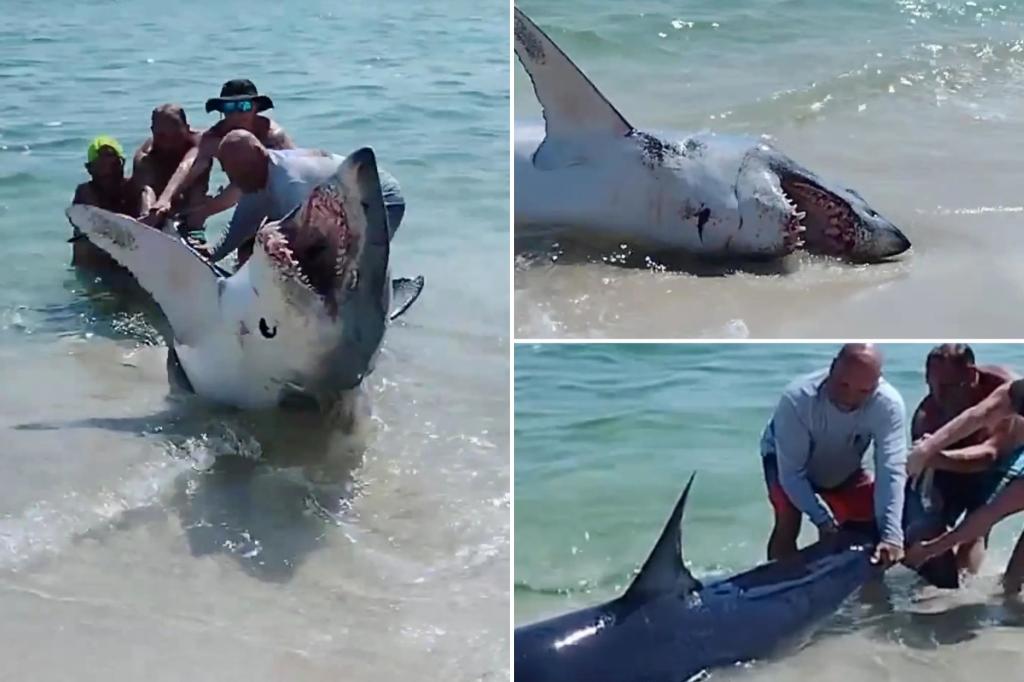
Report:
86,136,125,163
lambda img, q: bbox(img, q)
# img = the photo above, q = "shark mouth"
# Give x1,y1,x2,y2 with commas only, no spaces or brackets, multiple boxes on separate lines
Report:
257,185,357,307
778,175,857,256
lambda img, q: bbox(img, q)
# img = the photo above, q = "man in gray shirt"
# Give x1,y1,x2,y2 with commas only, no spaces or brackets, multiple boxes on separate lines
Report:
760,344,907,568
207,130,405,265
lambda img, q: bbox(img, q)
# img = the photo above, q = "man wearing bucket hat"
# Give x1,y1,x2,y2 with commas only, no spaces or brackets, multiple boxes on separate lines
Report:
145,79,295,229
70,135,144,269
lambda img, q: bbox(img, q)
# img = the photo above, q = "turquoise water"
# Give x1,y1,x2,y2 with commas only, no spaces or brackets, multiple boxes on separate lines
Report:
0,2,508,679
513,0,1024,338
514,0,1024,131
515,343,1024,675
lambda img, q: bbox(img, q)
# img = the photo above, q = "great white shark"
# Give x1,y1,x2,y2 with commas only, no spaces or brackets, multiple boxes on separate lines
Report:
514,474,957,682
66,147,422,411
513,7,912,262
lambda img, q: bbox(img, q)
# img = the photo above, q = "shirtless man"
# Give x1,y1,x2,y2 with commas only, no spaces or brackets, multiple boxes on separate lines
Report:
207,130,405,266
759,343,907,568
910,344,1017,574
906,375,1024,593
145,79,295,228
70,136,144,270
132,104,204,221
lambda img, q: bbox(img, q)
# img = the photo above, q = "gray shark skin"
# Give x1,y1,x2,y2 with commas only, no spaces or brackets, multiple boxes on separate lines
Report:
515,474,956,682
513,7,911,262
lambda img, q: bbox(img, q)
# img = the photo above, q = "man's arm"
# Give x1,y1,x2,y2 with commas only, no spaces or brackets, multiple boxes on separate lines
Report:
870,393,908,546
185,184,243,224
154,137,216,210
911,382,1014,467
131,151,157,216
773,396,832,527
907,479,1024,567
929,440,1001,473
208,195,267,263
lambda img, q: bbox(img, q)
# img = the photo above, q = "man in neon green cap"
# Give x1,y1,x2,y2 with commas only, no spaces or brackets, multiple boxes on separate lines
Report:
70,135,144,269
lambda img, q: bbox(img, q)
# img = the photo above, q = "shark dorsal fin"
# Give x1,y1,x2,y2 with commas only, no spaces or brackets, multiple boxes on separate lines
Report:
514,7,633,142
624,473,703,601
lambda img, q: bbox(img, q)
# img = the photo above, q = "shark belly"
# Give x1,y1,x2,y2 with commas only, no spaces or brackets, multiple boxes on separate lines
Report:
174,336,279,410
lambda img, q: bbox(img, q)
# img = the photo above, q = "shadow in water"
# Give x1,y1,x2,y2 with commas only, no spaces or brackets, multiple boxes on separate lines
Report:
22,268,172,346
515,230,797,277
165,401,369,582
872,592,1024,649
16,385,371,583
170,444,362,583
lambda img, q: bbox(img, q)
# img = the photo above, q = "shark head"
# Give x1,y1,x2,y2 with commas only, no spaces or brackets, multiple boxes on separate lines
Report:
244,147,393,400
739,145,912,261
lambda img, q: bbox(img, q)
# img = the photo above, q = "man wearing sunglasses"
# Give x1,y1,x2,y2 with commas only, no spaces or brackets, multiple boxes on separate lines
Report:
908,343,1017,574
144,79,295,229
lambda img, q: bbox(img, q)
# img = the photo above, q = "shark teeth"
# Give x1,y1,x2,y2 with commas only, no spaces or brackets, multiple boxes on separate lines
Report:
256,207,359,303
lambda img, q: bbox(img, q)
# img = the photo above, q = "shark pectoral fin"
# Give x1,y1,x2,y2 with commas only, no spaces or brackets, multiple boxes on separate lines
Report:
389,275,424,321
66,205,222,346
624,472,703,601
514,7,633,149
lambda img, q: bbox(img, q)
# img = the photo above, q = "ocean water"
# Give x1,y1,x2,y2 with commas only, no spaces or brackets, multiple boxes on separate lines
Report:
515,343,1024,680
0,1,509,680
513,0,1024,338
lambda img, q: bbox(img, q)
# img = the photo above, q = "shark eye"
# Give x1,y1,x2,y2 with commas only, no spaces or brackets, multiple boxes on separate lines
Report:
259,318,278,339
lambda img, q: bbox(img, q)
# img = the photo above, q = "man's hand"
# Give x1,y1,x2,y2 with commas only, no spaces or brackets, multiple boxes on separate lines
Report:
816,519,838,540
903,540,936,568
871,541,905,568
141,200,172,227
185,236,212,259
907,438,936,479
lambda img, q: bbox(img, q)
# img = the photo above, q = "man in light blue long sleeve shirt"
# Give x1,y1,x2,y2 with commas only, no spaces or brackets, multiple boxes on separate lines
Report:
760,344,908,568
206,130,405,265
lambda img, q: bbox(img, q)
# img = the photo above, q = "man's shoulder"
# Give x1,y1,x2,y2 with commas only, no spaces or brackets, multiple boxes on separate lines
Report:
197,125,226,150
72,182,95,204
133,137,154,161
262,117,293,149
781,368,828,403
980,364,1017,385
869,378,906,417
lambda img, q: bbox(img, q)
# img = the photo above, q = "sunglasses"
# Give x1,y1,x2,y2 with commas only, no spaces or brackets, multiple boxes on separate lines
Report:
220,100,254,113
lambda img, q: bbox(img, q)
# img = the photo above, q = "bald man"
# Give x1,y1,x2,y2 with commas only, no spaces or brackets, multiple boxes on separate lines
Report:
206,130,404,265
760,344,908,567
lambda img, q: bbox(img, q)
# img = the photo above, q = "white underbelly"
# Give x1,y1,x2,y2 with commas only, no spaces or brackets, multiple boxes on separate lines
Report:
176,337,281,410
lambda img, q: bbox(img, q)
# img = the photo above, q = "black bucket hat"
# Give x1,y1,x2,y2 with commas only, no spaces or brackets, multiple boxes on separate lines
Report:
205,79,274,113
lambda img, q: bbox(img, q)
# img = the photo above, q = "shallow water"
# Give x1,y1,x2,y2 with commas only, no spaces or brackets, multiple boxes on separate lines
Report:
0,1,509,679
513,0,1024,338
515,343,1024,680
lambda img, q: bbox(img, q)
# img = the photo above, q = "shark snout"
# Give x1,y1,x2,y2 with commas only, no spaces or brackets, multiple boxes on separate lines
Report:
855,218,911,262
